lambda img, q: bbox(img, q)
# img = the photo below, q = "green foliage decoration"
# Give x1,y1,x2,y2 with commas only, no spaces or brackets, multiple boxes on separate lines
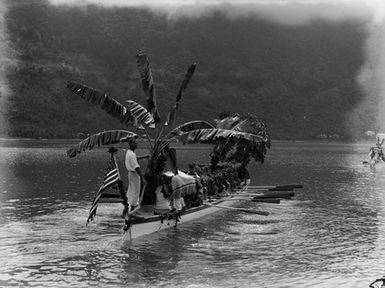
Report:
65,53,270,205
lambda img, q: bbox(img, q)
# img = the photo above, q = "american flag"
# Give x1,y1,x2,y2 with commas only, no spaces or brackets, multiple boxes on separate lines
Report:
86,154,120,224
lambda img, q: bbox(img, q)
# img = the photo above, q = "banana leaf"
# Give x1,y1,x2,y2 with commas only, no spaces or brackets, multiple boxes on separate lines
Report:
232,113,271,148
176,63,196,102
126,100,154,127
164,105,177,127
180,128,267,144
165,120,214,139
214,114,241,130
231,119,249,132
165,63,197,126
180,128,269,163
67,130,138,157
136,51,160,122
67,82,135,126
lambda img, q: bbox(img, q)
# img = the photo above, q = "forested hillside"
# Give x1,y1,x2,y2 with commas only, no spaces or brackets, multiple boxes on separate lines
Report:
3,0,377,140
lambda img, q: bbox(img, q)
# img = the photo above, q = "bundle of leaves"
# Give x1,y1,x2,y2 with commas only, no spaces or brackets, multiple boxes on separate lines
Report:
204,113,271,171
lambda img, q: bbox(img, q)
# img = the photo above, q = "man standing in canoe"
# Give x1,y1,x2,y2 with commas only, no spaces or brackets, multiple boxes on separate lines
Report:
123,137,148,213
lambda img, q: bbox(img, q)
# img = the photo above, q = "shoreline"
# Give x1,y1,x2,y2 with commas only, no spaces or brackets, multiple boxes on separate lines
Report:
0,136,374,142
0,137,374,150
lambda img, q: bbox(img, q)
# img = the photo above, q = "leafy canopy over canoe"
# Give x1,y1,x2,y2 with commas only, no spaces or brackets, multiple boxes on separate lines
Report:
65,51,270,203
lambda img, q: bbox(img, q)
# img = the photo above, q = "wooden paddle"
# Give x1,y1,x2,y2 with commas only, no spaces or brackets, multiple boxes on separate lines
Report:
237,191,295,198
234,187,294,192
246,184,303,189
205,203,269,216
227,196,281,204
253,191,295,199
252,198,281,204
244,187,294,191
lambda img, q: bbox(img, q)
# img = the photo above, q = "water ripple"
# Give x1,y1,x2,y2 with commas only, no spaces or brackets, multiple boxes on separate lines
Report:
2,142,385,287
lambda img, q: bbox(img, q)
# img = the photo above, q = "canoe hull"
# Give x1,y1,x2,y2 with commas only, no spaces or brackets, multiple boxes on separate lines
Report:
128,198,238,239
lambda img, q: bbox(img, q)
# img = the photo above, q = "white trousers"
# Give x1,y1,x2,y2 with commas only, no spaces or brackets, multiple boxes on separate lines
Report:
126,171,141,206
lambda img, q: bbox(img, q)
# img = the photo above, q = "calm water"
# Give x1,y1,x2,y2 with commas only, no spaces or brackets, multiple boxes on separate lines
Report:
1,140,385,288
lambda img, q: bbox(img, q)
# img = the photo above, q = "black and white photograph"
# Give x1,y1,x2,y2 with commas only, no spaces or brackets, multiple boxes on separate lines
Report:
1,0,385,287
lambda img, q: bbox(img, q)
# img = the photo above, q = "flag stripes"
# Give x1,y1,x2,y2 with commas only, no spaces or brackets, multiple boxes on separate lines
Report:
87,154,120,224
101,167,120,190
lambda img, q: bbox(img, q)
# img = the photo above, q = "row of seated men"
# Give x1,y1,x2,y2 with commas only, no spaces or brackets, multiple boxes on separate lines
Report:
153,164,250,215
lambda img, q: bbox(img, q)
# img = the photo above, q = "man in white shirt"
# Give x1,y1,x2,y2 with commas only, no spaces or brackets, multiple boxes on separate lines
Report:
124,138,148,211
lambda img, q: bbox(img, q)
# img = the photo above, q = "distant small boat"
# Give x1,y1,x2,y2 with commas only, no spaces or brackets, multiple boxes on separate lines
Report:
364,133,385,167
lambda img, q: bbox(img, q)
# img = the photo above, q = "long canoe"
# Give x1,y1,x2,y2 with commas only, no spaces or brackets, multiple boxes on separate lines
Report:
123,188,268,240
99,183,301,240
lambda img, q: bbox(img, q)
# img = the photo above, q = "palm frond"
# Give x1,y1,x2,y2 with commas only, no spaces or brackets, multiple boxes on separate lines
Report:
66,82,135,126
136,51,160,122
214,114,241,130
232,113,271,148
67,130,138,157
176,63,196,102
166,120,214,139
231,119,249,131
180,128,267,144
126,100,154,127
180,128,269,163
164,105,177,127
165,63,197,126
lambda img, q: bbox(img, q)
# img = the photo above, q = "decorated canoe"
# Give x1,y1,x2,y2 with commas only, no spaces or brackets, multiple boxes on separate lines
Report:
64,52,279,240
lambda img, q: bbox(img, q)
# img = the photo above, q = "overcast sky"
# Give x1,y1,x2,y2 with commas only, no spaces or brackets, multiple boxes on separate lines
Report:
47,0,382,25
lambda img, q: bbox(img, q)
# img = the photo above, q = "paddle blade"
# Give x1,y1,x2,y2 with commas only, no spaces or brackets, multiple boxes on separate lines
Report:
275,184,303,189
240,208,269,216
253,192,295,199
268,187,294,192
252,198,281,204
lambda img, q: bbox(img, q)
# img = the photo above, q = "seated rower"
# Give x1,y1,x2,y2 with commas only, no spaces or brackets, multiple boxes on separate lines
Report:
162,170,200,211
154,185,172,215
187,163,199,177
238,166,251,186
171,194,186,212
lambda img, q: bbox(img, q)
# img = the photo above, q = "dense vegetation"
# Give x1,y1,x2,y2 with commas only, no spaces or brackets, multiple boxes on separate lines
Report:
3,0,377,140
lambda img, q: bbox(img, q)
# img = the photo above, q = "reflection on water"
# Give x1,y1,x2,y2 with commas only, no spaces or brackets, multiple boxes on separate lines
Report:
1,141,385,287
